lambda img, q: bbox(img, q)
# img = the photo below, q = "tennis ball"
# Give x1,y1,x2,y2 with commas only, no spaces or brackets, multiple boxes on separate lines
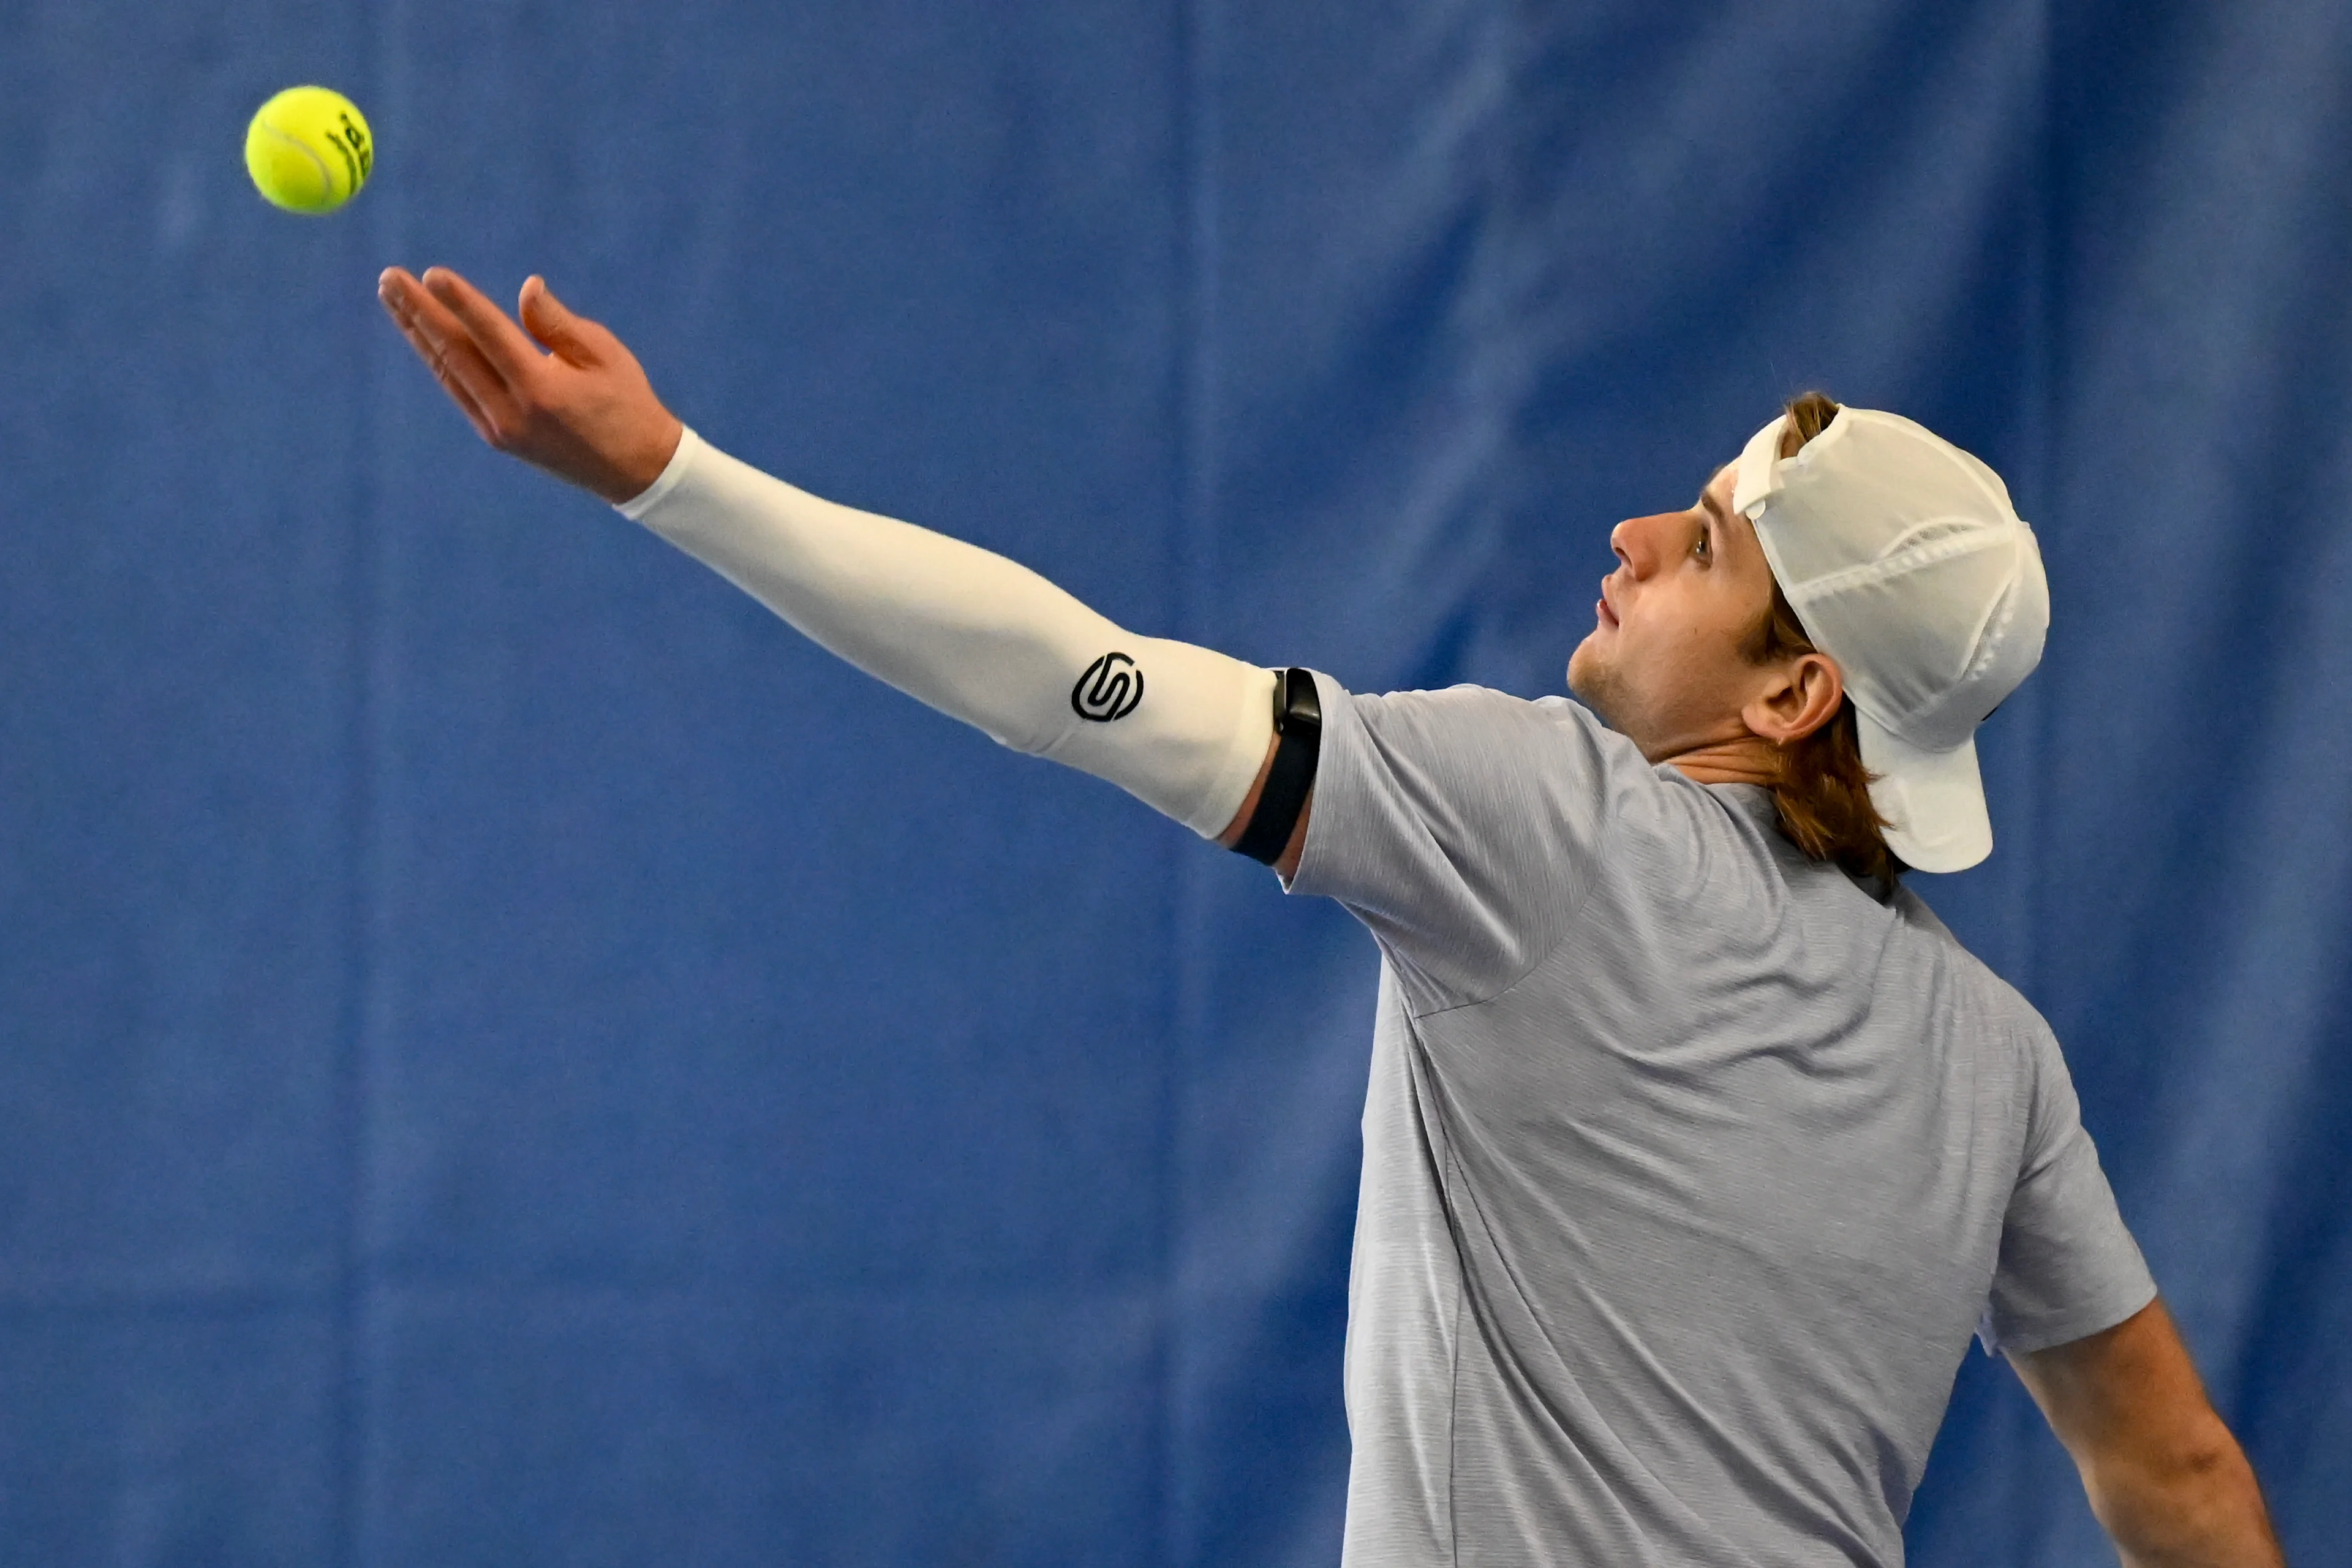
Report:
244,86,374,214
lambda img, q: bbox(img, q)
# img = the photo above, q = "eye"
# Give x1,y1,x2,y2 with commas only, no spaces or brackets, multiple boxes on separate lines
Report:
1694,526,1712,562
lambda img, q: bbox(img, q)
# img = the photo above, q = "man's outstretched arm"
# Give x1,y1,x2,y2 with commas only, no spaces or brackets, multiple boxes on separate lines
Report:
377,265,1301,849
2009,1297,2284,1567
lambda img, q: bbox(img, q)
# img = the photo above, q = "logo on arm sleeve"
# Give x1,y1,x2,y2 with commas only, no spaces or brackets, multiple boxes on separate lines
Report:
1071,653,1144,722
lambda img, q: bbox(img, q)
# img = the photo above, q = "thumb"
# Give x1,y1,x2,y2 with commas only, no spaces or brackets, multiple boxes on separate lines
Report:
518,276,601,364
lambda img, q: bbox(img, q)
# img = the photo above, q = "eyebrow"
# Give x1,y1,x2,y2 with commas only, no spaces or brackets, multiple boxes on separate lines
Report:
1698,484,1730,535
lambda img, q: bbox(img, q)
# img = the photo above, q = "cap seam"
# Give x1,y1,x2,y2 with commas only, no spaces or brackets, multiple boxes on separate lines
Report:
1777,521,2019,598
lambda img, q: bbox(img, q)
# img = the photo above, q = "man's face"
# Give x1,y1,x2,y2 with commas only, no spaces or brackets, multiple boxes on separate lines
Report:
1566,462,1787,761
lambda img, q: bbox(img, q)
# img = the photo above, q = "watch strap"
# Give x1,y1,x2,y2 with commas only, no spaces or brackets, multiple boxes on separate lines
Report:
1232,668,1321,865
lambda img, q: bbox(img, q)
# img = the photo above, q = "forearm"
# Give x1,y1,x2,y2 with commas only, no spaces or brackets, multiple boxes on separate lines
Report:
620,429,1274,835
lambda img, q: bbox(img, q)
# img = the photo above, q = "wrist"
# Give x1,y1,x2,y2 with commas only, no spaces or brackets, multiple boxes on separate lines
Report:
614,424,701,519
603,413,685,505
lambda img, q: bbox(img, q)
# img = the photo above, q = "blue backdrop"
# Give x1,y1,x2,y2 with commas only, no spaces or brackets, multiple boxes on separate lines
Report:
2,1,2346,1563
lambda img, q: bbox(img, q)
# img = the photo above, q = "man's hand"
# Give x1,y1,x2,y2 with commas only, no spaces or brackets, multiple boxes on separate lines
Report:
2010,1298,2285,1566
377,266,684,504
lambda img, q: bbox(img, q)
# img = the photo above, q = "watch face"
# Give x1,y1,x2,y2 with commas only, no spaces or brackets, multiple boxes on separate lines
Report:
1278,668,1321,733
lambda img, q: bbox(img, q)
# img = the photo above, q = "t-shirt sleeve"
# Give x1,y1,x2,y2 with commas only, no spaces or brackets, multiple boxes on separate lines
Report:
1286,673,1623,1010
1977,1022,2158,1354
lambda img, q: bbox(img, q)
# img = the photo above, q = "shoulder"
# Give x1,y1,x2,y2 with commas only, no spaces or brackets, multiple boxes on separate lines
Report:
1888,887,2038,1014
1294,681,1664,1001
1882,884,2062,1085
1338,680,1594,731
1327,681,1654,783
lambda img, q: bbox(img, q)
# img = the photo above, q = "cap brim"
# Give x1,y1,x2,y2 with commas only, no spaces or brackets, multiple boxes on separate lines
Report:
1854,709,1993,873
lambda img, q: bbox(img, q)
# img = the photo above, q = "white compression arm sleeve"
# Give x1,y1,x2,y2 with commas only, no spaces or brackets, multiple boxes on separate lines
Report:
616,428,1275,838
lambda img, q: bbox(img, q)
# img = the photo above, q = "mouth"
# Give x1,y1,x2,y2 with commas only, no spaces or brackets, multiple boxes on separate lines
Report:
1596,584,1620,629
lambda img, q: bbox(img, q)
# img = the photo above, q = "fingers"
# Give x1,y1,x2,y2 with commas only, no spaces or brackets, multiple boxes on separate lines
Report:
517,274,598,366
386,303,495,438
419,266,547,386
378,267,520,444
517,276,636,377
517,275,554,349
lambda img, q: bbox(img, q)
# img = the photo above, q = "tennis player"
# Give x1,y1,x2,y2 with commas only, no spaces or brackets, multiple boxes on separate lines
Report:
379,264,2285,1567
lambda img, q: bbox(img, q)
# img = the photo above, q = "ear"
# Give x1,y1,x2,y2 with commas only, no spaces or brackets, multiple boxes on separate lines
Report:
1742,650,1844,746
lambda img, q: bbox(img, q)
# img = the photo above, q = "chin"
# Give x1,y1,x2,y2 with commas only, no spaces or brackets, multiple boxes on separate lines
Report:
1566,634,1596,689
1566,643,1617,725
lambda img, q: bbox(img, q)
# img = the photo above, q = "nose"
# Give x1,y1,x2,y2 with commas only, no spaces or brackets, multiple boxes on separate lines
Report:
1608,511,1675,579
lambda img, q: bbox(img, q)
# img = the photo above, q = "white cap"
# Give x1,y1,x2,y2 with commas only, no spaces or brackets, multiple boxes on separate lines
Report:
1732,407,2048,873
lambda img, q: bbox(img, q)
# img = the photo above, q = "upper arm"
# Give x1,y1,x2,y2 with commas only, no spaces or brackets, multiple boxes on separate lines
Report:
1216,733,1312,880
2010,1300,2285,1566
1980,1021,2156,1354
2008,1298,2228,1474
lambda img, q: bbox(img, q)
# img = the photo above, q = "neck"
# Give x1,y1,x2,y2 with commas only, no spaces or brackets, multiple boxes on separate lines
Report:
1659,733,1781,788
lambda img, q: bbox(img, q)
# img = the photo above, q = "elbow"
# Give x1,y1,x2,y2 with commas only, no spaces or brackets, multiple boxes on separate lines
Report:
2083,1437,2280,1567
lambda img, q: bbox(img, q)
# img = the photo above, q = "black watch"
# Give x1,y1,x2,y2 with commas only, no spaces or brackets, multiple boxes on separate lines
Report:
1232,668,1321,865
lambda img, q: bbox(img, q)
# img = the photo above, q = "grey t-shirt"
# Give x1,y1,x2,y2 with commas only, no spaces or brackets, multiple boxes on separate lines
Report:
1289,677,2155,1568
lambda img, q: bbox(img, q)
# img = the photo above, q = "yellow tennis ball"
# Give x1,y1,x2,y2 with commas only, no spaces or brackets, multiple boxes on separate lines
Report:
244,86,374,214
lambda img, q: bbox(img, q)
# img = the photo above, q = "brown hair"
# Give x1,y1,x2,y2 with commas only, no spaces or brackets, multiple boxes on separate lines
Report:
1744,391,1902,884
